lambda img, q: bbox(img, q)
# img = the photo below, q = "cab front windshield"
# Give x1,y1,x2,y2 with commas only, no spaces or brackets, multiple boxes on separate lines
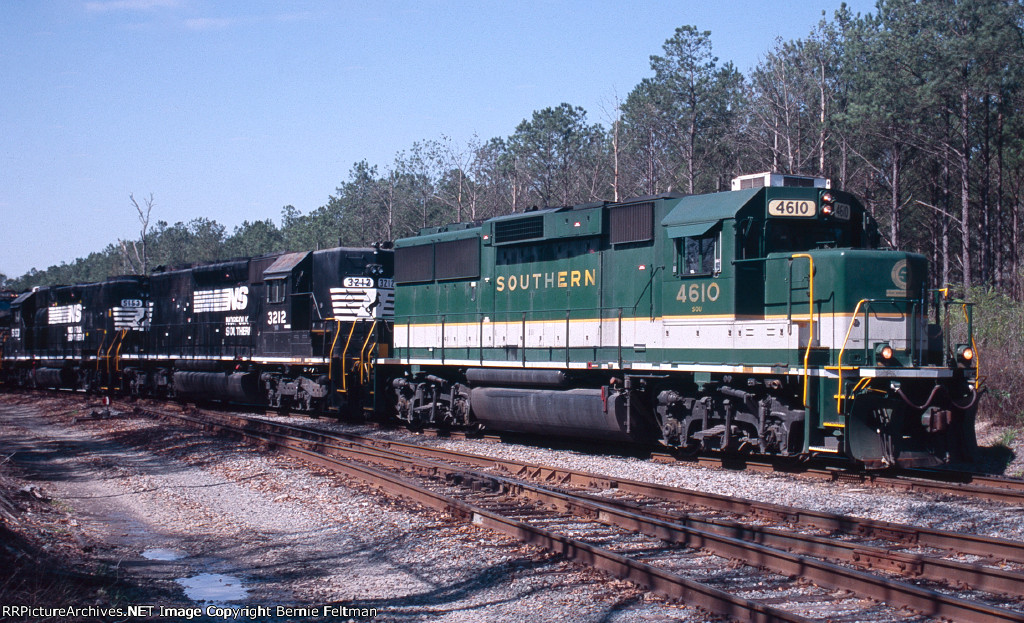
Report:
764,220,861,254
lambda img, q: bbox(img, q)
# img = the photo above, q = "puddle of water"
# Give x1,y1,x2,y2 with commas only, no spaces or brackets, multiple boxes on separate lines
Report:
141,548,185,561
176,573,248,603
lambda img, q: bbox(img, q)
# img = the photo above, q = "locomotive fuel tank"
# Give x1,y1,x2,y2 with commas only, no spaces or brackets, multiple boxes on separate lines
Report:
31,367,73,389
464,368,658,443
172,370,262,404
470,386,656,443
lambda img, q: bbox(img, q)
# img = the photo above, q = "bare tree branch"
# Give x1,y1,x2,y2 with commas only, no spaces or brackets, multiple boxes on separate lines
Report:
126,193,154,274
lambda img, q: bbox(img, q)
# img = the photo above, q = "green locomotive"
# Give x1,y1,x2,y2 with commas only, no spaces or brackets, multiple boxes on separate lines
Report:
383,173,980,468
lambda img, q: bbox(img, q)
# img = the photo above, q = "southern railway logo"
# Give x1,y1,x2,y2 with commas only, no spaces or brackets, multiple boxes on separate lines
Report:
886,260,909,297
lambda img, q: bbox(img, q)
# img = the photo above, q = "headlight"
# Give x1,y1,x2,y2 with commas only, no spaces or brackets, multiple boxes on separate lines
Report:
956,344,975,367
875,343,894,364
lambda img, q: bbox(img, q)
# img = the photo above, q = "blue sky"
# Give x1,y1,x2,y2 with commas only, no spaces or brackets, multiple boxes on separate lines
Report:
0,0,876,278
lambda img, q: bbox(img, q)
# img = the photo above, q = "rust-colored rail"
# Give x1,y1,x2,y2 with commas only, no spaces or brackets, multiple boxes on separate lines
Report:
235,415,1024,566
154,408,810,623
893,468,1024,500
694,454,1024,506
147,406,1024,623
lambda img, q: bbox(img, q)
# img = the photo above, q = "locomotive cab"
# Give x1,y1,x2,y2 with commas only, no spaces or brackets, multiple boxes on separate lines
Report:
259,251,314,357
250,246,395,414
4,290,42,383
745,176,978,467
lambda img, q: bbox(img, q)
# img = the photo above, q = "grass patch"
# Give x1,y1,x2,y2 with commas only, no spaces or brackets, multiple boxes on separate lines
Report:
996,429,1018,449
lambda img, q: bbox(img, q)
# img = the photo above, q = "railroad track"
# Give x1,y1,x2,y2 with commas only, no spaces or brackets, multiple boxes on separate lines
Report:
119,402,1024,623
686,451,1024,506
17,387,1024,505
799,466,1024,505
429,422,1024,507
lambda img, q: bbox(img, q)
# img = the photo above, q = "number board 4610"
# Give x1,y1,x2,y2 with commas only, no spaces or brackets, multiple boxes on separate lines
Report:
768,199,816,218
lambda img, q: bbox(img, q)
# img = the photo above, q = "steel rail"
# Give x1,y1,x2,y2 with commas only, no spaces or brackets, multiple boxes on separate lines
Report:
281,418,1024,564
497,480,1024,623
793,466,1024,506
559,487,1024,597
173,408,1024,566
159,408,1024,622
874,473,1024,505
256,418,1024,611
692,456,1024,506
155,408,812,623
897,468,1024,496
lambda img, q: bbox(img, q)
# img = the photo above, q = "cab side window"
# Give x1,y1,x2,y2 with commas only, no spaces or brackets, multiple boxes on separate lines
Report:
679,231,720,276
267,279,286,304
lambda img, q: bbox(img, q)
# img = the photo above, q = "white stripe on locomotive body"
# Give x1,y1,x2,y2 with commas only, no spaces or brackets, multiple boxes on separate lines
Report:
329,279,395,321
395,315,911,351
396,318,796,354
394,312,929,362
47,304,82,325
810,312,928,353
389,357,954,379
193,287,249,313
116,354,331,365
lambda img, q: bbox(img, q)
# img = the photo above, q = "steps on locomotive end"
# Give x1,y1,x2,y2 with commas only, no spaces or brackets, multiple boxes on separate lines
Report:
807,446,840,454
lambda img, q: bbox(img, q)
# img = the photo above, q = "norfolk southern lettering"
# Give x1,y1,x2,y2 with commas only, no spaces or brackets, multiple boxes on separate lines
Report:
495,269,596,292
193,286,249,313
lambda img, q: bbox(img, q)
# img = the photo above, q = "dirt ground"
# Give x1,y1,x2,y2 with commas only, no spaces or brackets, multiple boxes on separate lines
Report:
0,394,698,623
2,391,1020,623
972,417,1024,477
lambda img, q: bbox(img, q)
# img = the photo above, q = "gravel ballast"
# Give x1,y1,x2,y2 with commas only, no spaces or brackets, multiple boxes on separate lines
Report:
3,393,1022,622
255,411,1024,543
0,395,708,622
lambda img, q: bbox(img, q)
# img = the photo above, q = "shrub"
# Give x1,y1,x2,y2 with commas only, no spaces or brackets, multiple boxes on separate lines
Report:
961,287,1024,427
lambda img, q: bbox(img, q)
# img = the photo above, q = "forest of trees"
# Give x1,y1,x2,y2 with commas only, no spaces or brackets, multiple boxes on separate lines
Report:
4,0,1024,302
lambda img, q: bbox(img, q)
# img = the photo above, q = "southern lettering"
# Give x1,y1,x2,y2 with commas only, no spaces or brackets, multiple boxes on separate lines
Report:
495,269,597,292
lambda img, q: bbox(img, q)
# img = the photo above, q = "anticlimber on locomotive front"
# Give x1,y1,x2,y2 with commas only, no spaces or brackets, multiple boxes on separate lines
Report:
384,172,980,469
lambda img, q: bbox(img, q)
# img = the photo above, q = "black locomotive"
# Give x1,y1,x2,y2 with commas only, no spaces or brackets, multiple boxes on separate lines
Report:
1,246,393,416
